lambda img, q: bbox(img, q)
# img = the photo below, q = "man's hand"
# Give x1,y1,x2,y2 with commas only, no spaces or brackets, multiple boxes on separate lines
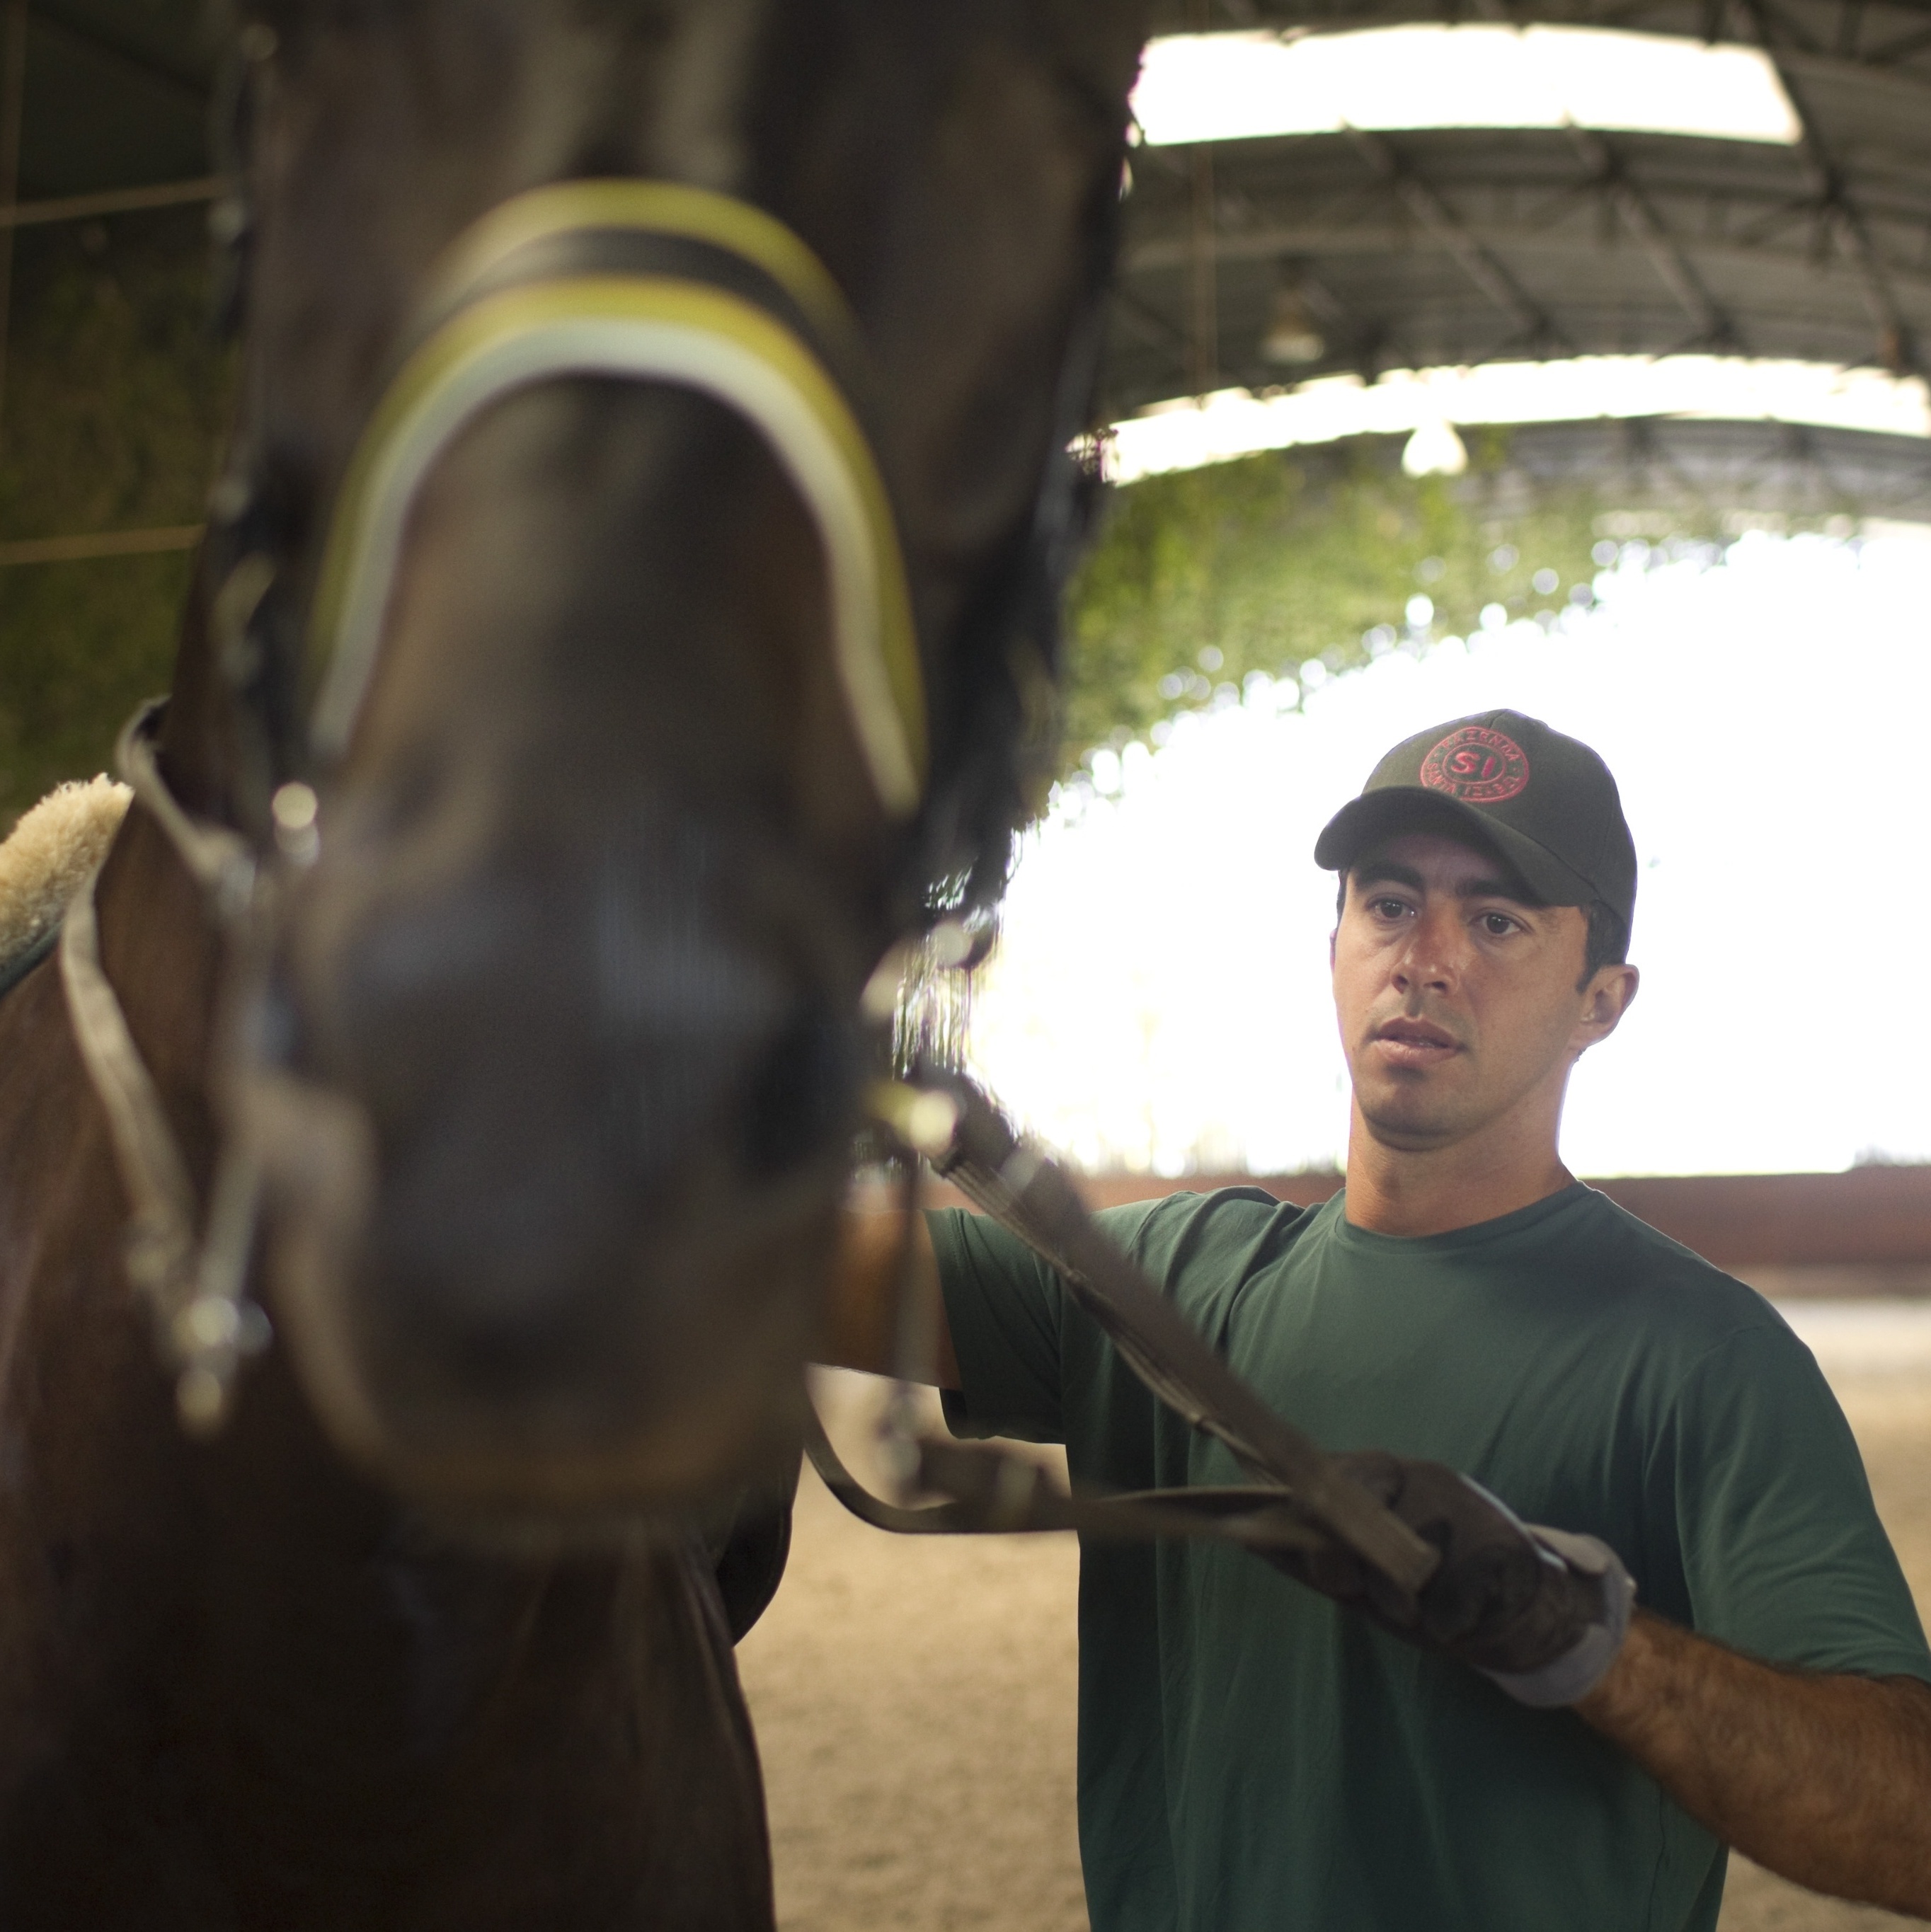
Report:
1289,1452,1931,1915
1578,1611,1931,1917
1272,1449,1634,1702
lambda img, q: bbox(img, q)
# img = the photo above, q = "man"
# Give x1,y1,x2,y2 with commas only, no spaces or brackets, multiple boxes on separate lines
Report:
829,709,1931,1931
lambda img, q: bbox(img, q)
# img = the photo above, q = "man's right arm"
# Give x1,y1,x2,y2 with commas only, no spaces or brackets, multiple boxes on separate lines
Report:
1577,1611,1931,1915
823,1209,961,1388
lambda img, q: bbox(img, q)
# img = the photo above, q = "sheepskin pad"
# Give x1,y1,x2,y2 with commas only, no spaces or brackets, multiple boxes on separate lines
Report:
0,777,132,976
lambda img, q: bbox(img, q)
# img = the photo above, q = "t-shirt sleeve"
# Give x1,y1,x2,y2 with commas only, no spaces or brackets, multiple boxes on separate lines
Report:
927,1200,1168,1445
1659,1322,1931,1684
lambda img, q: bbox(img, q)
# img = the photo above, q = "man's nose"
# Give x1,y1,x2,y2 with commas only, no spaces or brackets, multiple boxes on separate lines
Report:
1391,905,1461,993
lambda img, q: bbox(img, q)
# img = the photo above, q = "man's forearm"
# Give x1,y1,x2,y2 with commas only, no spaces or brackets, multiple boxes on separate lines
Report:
1576,1609,1931,1914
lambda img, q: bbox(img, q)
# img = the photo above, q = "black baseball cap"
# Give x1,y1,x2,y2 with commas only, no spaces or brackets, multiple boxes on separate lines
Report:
1314,709,1637,934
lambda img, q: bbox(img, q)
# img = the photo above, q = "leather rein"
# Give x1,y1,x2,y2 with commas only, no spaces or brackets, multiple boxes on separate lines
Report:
808,1072,1436,1606
56,180,1437,1612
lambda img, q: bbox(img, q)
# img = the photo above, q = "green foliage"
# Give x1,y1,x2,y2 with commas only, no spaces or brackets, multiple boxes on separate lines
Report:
1062,434,1681,772
0,214,233,829
0,551,197,823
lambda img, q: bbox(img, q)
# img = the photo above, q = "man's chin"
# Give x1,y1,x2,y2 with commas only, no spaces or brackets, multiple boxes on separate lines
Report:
1355,1089,1469,1152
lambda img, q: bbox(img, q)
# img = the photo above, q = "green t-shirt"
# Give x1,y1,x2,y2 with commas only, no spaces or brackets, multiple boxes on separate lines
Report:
929,1183,1931,1932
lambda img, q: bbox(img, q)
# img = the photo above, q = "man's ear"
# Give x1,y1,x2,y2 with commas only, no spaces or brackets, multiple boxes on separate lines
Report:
1574,964,1639,1054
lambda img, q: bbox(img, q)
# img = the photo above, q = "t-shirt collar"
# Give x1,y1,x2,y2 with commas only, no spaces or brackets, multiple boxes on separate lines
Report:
1323,1180,1591,1256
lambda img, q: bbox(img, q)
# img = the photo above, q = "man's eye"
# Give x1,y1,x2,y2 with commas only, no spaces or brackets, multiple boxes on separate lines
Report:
1479,912,1518,936
1372,898,1411,919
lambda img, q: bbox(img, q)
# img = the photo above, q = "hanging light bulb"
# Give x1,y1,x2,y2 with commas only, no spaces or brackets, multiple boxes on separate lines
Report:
1402,418,1468,478
1261,286,1325,365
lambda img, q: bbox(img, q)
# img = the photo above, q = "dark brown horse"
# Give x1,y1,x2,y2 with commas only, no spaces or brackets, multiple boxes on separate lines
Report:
0,3,1147,1921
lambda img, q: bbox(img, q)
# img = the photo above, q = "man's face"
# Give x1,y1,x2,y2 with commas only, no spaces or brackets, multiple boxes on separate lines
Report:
1331,832,1635,1154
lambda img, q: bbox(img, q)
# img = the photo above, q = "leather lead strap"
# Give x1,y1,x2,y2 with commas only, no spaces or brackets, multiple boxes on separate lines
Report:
802,1399,1337,1560
839,1074,1440,1609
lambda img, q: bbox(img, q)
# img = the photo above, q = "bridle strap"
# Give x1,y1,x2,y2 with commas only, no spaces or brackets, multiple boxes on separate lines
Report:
430,180,857,348
117,697,257,915
58,703,273,1432
59,874,201,1326
306,180,927,815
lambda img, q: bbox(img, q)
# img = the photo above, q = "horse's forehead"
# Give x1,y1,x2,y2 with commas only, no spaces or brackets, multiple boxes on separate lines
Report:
246,5,1131,481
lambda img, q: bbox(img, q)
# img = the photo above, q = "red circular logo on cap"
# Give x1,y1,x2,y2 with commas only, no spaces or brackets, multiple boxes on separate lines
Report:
1419,726,1530,803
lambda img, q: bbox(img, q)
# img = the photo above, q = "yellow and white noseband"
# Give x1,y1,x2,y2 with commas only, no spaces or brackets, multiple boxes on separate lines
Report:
305,179,928,817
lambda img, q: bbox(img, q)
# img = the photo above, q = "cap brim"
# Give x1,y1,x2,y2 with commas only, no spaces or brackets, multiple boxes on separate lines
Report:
1314,788,1598,907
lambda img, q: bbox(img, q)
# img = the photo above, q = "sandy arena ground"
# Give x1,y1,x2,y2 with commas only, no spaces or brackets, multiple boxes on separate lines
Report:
737,1304,1931,1931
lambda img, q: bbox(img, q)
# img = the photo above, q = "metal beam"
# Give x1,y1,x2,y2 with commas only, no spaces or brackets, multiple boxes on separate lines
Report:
1344,125,1569,349
0,172,222,228
1125,206,1931,301
1189,142,1218,391
1109,280,1193,356
1836,11,1931,67
0,523,202,567
1743,0,1828,55
28,4,209,103
1563,125,1739,346
1731,0,1919,369
0,0,24,459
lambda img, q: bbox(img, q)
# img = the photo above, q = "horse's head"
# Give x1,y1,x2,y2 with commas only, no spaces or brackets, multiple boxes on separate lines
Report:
163,1,1146,1512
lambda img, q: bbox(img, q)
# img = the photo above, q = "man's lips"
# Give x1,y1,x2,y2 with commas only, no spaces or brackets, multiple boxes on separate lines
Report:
1368,1017,1463,1068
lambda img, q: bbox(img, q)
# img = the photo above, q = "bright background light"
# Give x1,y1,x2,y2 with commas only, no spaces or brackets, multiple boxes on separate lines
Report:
1130,25,1801,147
1109,360,1931,483
966,529,1931,1178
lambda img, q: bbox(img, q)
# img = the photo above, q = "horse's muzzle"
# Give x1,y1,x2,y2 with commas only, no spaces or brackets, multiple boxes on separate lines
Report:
241,812,856,1517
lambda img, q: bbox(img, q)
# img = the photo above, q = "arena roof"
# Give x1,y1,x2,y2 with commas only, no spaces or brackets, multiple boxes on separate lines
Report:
9,0,1931,517
1108,1,1931,416
1383,413,1931,521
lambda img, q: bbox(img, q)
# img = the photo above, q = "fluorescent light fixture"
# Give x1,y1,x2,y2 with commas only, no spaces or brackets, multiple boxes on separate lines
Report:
1132,25,1801,148
1106,358,1931,483
1260,287,1326,367
1400,420,1469,477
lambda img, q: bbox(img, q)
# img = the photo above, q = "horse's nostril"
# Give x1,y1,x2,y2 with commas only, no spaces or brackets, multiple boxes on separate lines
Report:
741,1006,854,1180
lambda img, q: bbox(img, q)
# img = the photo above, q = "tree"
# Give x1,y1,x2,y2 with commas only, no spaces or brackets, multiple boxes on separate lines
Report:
1059,433,1660,776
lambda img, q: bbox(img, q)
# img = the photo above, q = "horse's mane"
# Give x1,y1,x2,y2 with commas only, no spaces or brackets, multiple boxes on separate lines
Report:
0,778,130,977
915,330,1113,927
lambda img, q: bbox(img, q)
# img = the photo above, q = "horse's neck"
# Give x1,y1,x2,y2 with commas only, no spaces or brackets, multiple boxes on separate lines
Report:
0,742,769,1920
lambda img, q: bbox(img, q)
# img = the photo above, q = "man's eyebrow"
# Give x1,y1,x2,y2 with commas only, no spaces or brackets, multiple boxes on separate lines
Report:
1350,860,1425,894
